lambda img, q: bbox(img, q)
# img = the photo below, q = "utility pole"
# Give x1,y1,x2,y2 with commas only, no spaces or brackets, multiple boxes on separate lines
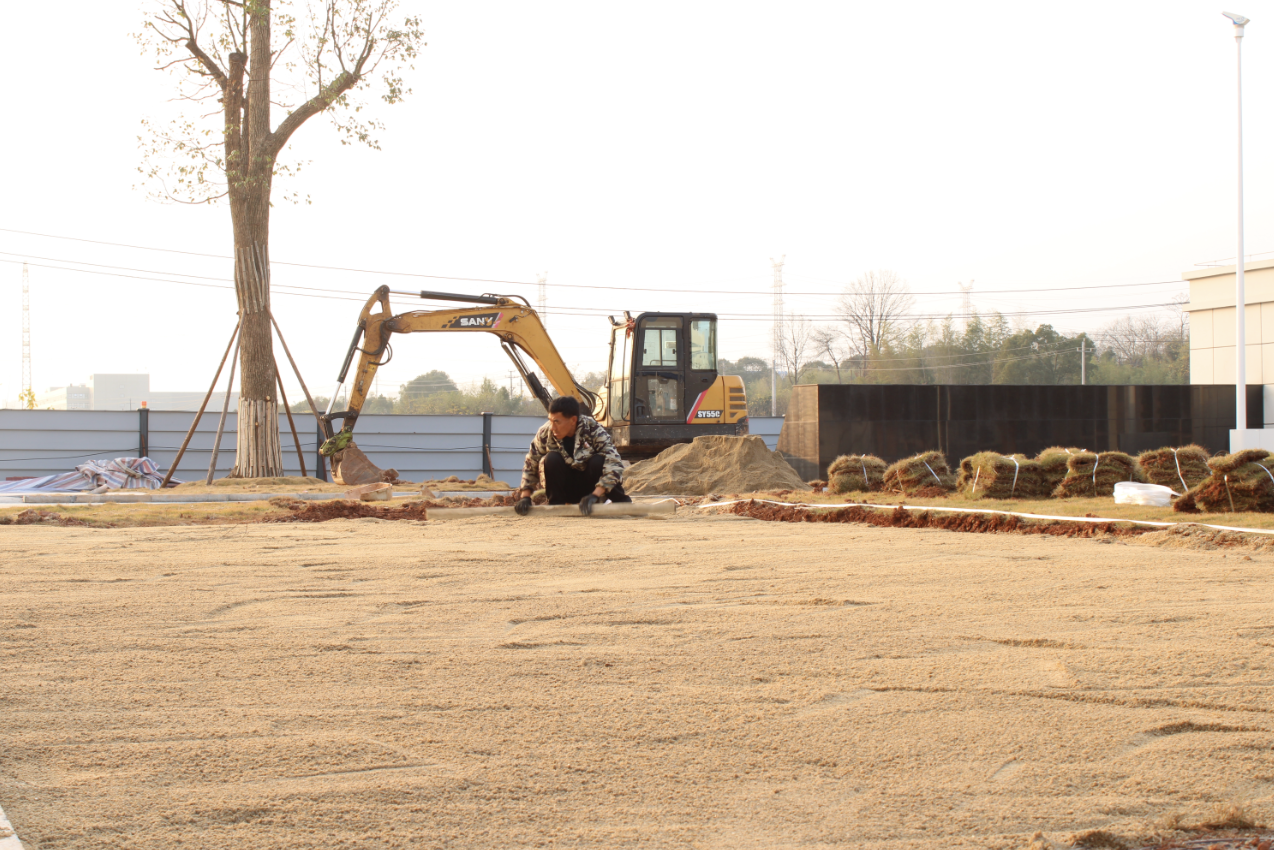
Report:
537,272,548,326
770,255,785,417
1080,337,1086,385
21,264,32,408
1225,11,1251,447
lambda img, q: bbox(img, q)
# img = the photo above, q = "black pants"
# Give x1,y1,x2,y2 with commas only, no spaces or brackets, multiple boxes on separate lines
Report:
543,453,632,505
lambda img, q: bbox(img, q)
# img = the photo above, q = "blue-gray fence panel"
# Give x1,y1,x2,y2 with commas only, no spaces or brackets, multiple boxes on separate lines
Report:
0,410,140,480
1,411,785,484
749,417,782,451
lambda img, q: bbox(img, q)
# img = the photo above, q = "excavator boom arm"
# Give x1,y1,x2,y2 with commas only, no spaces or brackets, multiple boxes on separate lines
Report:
326,287,592,440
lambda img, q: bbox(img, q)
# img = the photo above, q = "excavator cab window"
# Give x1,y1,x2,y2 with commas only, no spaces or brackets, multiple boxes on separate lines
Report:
689,319,716,371
609,325,631,422
634,317,683,422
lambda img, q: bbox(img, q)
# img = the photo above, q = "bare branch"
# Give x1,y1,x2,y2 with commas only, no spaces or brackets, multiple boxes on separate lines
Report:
836,270,915,359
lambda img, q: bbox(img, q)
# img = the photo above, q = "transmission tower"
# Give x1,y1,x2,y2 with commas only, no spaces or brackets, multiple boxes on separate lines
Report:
21,263,32,404
770,255,785,416
536,272,548,326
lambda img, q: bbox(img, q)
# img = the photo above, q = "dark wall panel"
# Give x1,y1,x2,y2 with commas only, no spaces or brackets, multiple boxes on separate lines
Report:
777,384,1262,481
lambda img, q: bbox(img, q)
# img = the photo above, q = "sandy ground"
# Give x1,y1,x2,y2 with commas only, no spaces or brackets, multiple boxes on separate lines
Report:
1,514,1272,849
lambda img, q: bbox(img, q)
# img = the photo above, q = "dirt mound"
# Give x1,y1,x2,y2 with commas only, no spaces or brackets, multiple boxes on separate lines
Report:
725,500,1150,539
1134,523,1274,552
622,436,811,496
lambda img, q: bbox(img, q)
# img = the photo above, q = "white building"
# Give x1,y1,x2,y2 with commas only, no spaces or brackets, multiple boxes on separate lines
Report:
1184,259,1274,429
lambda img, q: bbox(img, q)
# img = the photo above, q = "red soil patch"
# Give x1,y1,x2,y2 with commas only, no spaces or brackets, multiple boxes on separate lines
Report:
266,495,513,523
727,501,1151,539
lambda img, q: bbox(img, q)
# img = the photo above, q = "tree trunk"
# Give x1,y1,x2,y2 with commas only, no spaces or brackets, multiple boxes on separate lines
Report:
228,1,283,479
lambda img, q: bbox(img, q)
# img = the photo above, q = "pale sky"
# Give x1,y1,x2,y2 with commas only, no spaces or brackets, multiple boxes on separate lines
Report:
3,1,1273,407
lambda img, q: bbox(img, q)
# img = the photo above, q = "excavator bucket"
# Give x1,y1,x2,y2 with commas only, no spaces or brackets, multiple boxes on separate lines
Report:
331,443,385,486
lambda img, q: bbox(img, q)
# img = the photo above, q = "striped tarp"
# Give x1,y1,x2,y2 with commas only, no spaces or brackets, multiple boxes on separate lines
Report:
0,458,177,493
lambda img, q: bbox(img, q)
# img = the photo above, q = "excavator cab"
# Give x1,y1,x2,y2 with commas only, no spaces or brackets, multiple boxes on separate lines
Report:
597,312,748,459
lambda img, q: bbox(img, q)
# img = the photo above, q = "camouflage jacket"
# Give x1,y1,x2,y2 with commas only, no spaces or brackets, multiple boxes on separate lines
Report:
520,415,625,492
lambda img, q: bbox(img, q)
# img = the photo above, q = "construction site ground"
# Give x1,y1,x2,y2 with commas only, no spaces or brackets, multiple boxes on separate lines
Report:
1,507,1272,849
6,489,1274,531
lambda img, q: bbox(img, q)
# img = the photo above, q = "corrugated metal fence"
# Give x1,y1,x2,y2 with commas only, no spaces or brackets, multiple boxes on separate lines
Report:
0,410,783,486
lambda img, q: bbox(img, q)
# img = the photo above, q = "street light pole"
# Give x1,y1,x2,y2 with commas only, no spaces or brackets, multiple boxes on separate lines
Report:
1225,11,1251,446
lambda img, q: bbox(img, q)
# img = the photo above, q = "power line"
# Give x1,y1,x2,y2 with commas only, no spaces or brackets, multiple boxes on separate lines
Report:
0,257,1180,321
0,227,1189,297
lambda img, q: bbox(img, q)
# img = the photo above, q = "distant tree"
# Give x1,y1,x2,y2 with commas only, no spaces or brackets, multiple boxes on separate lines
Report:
398,371,459,405
718,356,771,380
836,270,915,364
810,327,850,383
575,371,608,392
992,325,1092,385
776,315,814,386
137,0,424,476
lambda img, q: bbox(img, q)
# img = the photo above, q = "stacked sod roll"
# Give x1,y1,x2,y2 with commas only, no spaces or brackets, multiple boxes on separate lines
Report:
956,452,1045,499
1053,451,1143,498
883,451,956,496
827,454,887,494
1136,445,1210,494
1036,447,1085,495
1174,449,1274,513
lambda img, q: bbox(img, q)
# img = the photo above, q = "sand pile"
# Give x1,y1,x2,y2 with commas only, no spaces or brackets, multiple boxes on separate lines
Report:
956,452,1044,499
1137,445,1211,493
882,451,956,496
1175,449,1274,513
1054,451,1142,498
622,435,811,495
827,454,886,494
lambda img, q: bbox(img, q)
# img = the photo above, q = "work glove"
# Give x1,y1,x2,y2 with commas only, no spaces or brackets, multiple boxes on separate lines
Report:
514,497,533,516
579,493,599,516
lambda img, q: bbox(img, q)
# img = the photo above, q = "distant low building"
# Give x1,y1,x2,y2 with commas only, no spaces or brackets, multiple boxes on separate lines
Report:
31,374,239,411
1185,259,1274,384
34,384,92,410
89,374,150,411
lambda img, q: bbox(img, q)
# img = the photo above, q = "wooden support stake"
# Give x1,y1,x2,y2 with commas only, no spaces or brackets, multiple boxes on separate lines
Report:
269,309,325,479
161,321,240,488
269,311,321,424
276,372,307,478
206,337,240,485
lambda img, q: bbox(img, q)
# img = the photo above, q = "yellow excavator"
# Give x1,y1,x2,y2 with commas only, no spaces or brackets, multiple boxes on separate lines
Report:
318,287,749,484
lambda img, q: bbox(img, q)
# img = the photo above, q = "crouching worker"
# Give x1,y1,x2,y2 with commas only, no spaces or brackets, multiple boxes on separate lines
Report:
515,396,632,516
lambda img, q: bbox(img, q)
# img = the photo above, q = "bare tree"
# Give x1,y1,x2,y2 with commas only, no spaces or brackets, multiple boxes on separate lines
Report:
810,326,850,383
138,0,424,476
836,269,915,362
777,314,814,386
1100,314,1173,365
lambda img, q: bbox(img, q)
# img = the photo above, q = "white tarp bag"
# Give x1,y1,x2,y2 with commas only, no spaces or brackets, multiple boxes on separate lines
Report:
1113,481,1175,507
